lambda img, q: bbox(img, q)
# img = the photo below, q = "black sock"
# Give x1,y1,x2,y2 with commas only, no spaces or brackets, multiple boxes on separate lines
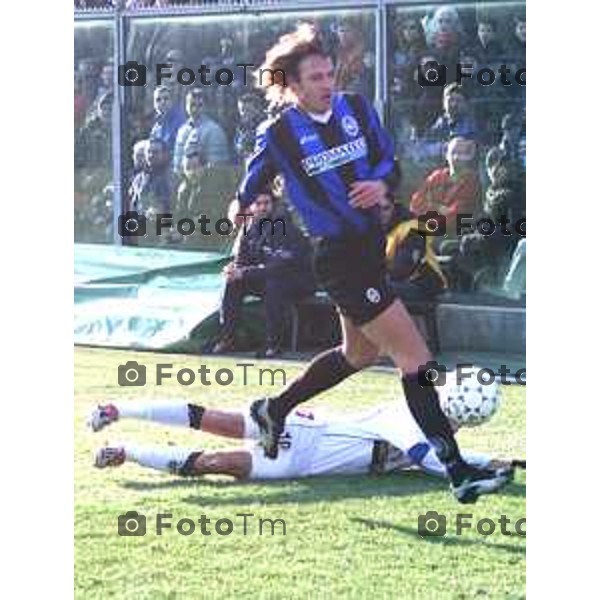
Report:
402,372,467,478
269,348,358,421
187,404,205,430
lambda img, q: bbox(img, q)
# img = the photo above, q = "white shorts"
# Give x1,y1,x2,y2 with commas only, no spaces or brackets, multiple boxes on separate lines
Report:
243,403,490,480
246,407,383,480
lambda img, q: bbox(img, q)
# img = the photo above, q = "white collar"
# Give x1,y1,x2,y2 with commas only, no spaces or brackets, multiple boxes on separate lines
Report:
306,109,333,124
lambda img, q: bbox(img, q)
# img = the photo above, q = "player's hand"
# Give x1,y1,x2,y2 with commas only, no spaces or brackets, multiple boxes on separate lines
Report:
349,180,387,209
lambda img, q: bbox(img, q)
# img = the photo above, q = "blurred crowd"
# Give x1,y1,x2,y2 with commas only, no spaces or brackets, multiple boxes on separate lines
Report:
75,3,526,314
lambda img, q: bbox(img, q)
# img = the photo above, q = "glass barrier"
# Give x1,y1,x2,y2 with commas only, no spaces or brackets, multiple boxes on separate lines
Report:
386,1,525,301
122,9,376,251
75,20,115,244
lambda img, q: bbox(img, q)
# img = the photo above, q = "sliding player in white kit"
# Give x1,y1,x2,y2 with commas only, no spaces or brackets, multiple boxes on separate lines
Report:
89,400,519,481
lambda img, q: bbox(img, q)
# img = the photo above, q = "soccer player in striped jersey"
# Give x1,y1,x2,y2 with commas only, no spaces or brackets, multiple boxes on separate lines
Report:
227,24,510,503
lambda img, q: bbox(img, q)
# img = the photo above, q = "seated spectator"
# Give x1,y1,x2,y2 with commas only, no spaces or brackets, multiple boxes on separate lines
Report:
495,112,526,168
75,92,113,169
508,14,526,66
173,89,230,176
333,19,374,98
208,191,316,358
379,196,447,302
85,60,113,123
131,139,149,176
409,137,481,233
473,18,504,65
392,17,427,74
174,148,204,223
233,92,266,165
420,83,478,160
150,86,186,155
423,6,463,66
452,151,526,291
129,138,174,220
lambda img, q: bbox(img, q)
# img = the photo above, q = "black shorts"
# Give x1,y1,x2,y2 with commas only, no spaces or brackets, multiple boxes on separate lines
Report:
312,228,395,326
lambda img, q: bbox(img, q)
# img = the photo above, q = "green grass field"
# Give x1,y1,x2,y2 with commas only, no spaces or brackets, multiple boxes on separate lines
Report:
75,347,526,599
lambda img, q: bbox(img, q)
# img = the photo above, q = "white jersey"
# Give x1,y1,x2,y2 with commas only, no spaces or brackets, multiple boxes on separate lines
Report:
246,402,491,480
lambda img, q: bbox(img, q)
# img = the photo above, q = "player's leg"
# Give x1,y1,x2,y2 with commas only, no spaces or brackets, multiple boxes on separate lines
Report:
95,444,252,479
250,313,379,457
262,314,378,418
359,298,511,503
89,401,245,438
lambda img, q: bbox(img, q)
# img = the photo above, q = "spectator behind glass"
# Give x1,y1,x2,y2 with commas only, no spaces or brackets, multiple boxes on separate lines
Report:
234,92,266,165
473,18,504,65
150,85,186,155
410,137,481,233
379,196,447,301
393,17,427,73
86,60,113,122
496,112,526,168
420,83,478,160
75,91,113,169
129,138,174,220
334,19,374,99
208,192,316,358
173,89,230,176
131,139,149,175
453,149,526,292
423,6,463,66
509,15,526,66
175,149,205,225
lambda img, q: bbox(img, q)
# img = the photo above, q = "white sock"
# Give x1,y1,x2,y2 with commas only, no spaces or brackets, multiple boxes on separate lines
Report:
124,444,195,474
116,401,191,427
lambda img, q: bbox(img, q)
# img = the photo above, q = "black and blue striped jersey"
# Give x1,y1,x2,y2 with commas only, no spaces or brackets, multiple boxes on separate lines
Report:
237,92,401,238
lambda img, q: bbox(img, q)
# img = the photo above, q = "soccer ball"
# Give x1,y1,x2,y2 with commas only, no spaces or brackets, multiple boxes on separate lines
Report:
439,369,501,428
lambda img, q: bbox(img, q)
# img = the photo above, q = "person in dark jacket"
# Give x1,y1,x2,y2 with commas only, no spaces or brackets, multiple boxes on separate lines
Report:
379,196,447,302
209,191,315,357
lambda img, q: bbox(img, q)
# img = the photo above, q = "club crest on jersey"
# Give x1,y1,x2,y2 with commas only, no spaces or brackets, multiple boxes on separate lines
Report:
341,115,360,137
366,287,381,304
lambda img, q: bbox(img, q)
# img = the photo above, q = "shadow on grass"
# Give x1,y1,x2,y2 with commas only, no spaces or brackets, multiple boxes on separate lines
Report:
121,470,524,507
352,518,526,555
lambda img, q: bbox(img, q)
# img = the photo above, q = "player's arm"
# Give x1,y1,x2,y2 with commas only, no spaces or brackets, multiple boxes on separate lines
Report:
349,96,401,208
229,121,279,227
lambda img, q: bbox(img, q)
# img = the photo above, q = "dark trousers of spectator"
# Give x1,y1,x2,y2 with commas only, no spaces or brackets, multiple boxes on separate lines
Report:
219,270,312,349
